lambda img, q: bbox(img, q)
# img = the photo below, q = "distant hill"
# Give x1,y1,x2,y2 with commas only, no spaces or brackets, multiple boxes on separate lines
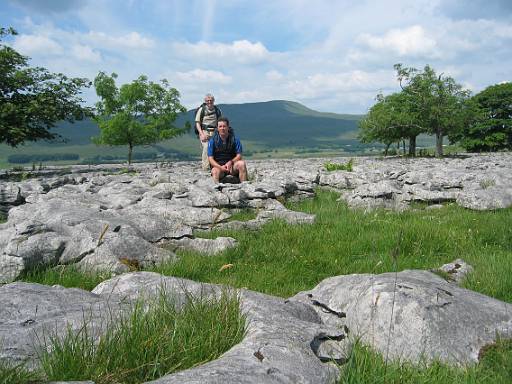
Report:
45,100,363,147
178,100,363,149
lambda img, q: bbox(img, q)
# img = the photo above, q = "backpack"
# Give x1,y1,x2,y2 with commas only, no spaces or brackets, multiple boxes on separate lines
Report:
193,103,222,136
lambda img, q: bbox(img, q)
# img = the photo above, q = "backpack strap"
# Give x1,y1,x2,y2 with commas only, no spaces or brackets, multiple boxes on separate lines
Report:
199,103,207,123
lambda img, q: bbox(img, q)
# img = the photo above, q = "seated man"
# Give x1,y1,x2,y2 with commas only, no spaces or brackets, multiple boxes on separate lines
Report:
207,117,248,183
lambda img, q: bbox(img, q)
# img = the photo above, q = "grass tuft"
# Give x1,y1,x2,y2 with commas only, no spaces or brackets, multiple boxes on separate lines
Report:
324,158,354,172
227,208,258,222
20,265,111,291
39,290,245,384
0,360,41,384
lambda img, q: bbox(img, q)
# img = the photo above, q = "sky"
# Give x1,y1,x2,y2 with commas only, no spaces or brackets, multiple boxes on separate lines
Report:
1,0,511,114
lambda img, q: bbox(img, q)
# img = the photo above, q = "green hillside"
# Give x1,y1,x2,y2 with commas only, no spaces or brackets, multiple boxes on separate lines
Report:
195,100,362,147
1,100,370,167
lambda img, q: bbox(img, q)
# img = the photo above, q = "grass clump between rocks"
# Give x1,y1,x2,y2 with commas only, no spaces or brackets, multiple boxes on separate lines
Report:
0,360,39,384
2,290,245,384
227,208,258,222
20,264,110,291
40,290,245,384
324,158,354,171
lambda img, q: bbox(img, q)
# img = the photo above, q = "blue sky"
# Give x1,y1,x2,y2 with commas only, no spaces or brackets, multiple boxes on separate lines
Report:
2,0,511,113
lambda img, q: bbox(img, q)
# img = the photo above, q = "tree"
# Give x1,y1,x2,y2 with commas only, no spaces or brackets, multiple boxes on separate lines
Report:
394,64,471,157
0,27,91,146
93,72,190,164
359,92,422,156
452,82,512,152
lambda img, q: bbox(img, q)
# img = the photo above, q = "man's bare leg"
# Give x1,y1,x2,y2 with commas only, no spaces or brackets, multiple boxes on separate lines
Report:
211,167,225,183
233,160,247,182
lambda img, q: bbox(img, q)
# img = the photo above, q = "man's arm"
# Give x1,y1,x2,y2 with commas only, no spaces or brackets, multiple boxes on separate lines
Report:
208,155,223,170
195,109,207,142
209,153,241,173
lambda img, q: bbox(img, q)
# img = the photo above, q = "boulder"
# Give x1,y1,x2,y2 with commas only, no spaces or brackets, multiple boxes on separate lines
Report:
291,270,512,365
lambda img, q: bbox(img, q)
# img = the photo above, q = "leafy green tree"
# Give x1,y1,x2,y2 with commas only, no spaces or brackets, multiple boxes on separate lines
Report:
0,27,91,146
394,64,471,157
359,92,422,156
452,82,512,152
93,72,189,164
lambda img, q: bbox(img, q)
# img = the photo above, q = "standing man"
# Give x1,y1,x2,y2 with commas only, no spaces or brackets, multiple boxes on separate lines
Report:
195,93,222,170
208,117,247,183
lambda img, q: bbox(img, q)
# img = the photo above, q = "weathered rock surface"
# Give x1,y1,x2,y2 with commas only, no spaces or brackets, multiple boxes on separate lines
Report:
1,153,512,283
0,281,128,370
291,270,512,366
436,258,474,284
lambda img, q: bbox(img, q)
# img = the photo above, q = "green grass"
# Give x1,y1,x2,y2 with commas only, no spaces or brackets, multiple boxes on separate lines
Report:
39,290,245,384
324,158,354,172
226,208,258,222
0,360,40,384
150,189,512,301
340,339,512,384
20,265,113,291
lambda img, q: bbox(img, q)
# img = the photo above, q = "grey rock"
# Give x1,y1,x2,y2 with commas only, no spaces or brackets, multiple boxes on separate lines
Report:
436,258,474,284
291,270,512,365
0,282,127,369
164,236,237,255
48,382,95,384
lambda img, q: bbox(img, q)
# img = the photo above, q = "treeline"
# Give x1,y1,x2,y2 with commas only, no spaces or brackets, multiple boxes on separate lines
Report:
8,153,79,163
359,64,512,157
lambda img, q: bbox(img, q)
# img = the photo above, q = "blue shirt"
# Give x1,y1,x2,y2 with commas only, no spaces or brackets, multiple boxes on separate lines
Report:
207,134,243,159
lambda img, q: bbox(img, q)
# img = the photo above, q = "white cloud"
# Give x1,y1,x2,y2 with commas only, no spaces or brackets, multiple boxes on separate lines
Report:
358,25,439,58
304,70,396,93
5,1,511,114
71,44,102,62
173,40,270,64
175,69,232,84
12,34,63,56
265,70,284,81
86,31,155,50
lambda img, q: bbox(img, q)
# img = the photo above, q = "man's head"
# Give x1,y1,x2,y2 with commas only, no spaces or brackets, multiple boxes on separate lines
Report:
204,93,215,107
217,116,230,140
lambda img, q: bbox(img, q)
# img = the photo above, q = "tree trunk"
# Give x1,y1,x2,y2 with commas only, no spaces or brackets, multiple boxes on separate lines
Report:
402,140,406,156
384,143,391,156
408,135,417,157
435,129,444,157
128,143,133,165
